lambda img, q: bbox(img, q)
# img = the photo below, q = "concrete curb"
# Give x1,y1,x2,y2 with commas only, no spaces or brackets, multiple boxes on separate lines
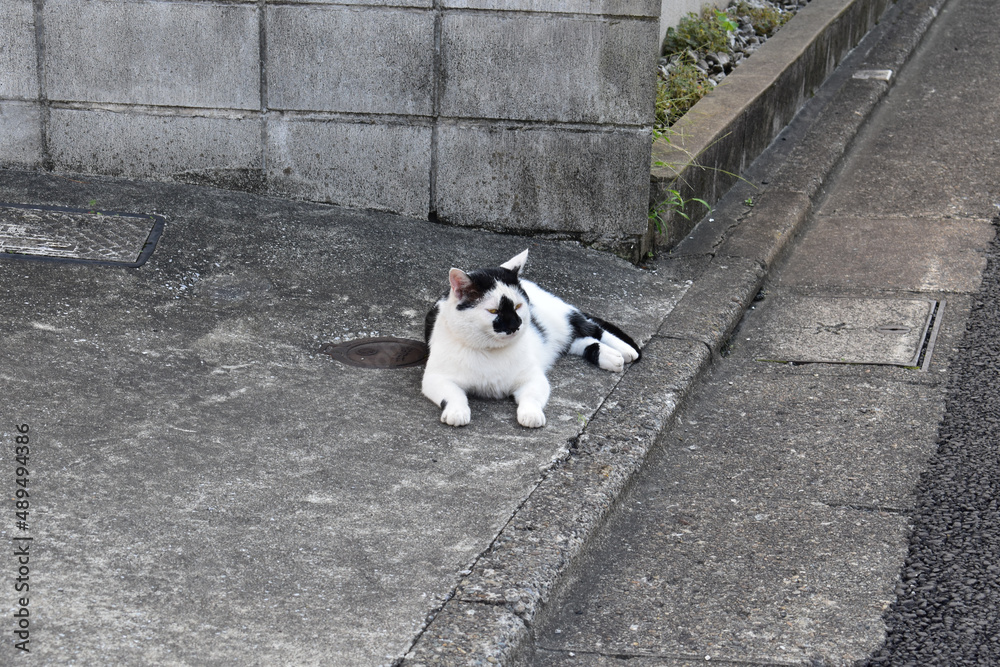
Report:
399,0,950,663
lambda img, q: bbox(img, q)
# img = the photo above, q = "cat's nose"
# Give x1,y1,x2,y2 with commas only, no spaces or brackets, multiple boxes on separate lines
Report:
493,314,521,335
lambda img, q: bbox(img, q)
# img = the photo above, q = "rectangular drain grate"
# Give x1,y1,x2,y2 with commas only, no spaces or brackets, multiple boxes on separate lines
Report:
750,296,945,370
0,202,164,267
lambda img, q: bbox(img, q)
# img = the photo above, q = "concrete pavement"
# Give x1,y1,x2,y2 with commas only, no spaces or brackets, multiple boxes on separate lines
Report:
0,171,689,664
0,0,989,664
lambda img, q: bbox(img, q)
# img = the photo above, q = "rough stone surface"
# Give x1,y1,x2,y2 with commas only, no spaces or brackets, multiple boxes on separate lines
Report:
537,495,907,665
0,0,37,100
777,215,995,293
434,124,652,242
656,256,765,352
715,187,812,268
445,0,659,15
655,366,945,509
0,101,43,167
402,601,530,667
265,118,432,219
440,13,657,125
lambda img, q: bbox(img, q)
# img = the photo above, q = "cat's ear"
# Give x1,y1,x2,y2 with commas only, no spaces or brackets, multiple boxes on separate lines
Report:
448,268,478,301
501,249,529,275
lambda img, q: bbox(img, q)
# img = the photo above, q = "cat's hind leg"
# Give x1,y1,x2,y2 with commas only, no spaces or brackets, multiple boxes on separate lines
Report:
598,331,640,364
422,374,472,426
568,313,640,371
568,337,626,372
588,316,641,363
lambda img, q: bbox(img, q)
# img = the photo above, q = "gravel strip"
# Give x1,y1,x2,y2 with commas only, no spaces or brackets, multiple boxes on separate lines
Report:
862,219,1000,666
659,0,813,88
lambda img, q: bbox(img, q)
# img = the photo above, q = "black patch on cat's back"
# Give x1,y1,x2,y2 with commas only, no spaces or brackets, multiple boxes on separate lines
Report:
424,303,440,342
569,311,600,339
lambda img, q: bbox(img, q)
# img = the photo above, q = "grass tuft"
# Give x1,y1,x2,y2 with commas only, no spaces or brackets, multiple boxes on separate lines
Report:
655,1,796,133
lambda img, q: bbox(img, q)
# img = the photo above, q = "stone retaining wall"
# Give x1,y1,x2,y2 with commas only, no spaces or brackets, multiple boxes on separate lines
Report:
0,0,661,258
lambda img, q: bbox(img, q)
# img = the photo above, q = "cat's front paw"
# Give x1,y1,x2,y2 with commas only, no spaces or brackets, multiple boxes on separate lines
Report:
441,402,472,427
517,404,546,428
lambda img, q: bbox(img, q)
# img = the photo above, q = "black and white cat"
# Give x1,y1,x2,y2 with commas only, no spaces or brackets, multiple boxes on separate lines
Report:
422,249,641,428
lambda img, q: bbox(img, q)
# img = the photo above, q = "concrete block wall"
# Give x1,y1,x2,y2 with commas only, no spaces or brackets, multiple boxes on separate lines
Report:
0,0,662,257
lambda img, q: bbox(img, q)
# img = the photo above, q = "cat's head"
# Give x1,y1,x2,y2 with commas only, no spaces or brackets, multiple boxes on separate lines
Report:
445,250,530,347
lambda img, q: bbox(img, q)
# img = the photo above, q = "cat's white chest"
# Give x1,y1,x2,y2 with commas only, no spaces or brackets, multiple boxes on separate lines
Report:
427,325,545,399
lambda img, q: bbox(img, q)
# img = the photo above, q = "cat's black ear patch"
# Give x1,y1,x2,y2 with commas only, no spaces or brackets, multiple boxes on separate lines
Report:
449,268,481,303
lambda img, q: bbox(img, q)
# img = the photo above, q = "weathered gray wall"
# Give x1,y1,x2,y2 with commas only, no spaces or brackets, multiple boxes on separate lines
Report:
0,0,661,257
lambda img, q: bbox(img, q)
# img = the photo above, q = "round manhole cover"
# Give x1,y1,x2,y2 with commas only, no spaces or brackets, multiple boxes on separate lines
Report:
318,337,428,369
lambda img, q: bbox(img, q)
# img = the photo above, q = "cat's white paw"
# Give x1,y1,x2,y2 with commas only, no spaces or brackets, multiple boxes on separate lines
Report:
620,345,640,364
598,347,625,373
441,402,472,427
517,404,547,428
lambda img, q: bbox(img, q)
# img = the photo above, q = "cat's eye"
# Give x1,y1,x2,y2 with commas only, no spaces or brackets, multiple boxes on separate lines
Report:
488,308,498,314
515,303,522,310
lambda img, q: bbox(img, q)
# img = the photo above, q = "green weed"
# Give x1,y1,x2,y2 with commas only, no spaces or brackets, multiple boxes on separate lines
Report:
732,1,791,37
662,7,736,55
655,60,711,129
655,1,794,133
649,189,710,235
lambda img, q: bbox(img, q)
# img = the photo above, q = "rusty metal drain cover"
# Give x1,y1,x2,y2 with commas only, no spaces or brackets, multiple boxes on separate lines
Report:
0,202,164,267
319,337,428,369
